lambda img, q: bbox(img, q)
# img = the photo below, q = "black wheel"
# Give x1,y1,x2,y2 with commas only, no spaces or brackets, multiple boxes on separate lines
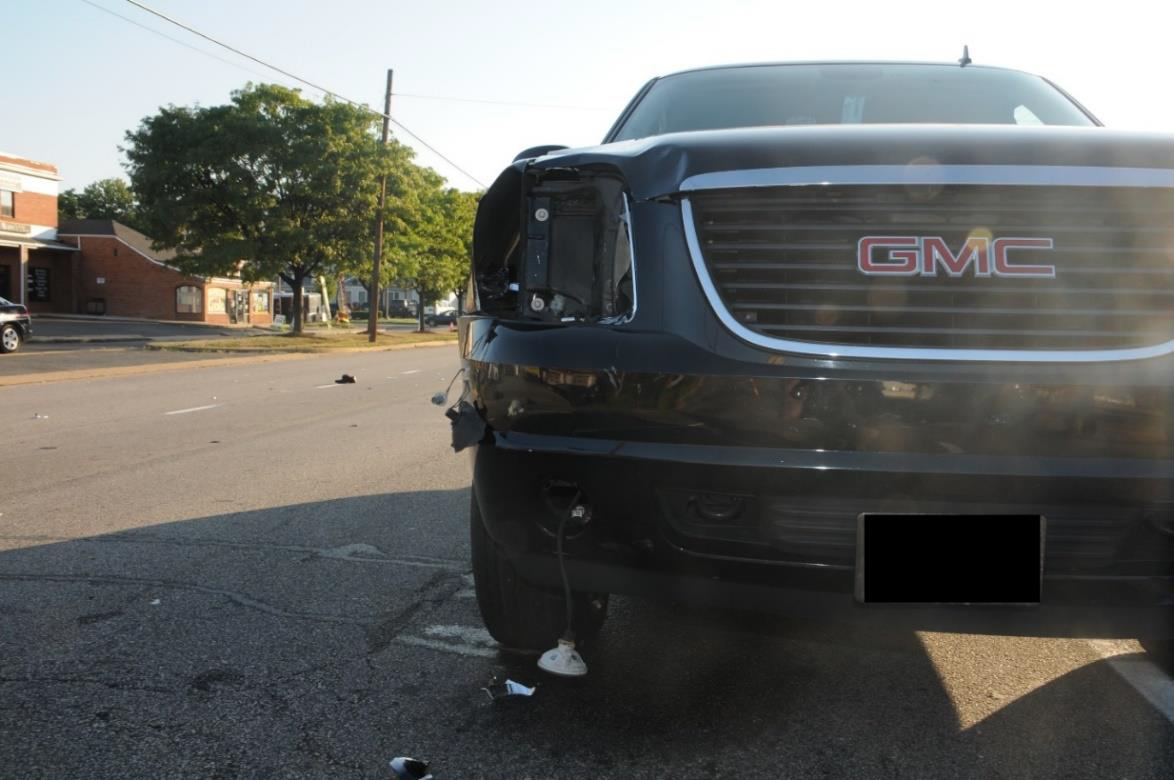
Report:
0,324,21,354
469,493,607,651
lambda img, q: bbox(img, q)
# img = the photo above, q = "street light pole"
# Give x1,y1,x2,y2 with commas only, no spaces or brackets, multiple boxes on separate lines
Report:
369,68,393,343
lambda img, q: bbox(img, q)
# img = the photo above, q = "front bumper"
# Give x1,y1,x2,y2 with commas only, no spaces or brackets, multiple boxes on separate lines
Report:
462,316,1174,637
472,436,1174,638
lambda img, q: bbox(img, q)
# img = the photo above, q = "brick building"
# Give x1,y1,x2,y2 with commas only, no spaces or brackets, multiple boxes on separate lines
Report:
0,153,78,310
58,219,274,324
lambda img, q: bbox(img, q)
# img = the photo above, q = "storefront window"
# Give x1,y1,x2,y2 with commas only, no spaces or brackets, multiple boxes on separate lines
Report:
0,190,13,218
252,291,270,313
176,285,202,314
207,287,226,314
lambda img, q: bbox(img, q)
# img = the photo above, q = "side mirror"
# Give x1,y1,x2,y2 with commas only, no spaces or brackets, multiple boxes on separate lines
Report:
513,144,569,163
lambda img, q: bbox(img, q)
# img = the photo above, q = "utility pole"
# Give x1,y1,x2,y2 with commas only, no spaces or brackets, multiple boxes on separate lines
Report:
369,68,393,343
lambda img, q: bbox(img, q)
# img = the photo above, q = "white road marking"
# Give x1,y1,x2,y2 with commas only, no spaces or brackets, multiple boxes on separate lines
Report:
1087,639,1174,724
314,383,339,389
163,404,222,416
401,369,421,375
397,624,498,658
398,636,496,658
423,624,495,643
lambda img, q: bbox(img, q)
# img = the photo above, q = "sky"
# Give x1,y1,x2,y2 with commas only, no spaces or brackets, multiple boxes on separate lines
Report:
7,0,1174,193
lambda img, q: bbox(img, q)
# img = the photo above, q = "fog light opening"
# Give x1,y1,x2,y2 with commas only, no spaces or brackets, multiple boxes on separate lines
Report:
539,480,592,539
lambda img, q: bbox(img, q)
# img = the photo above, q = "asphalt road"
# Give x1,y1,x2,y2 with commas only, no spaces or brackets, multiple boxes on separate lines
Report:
1,348,1171,778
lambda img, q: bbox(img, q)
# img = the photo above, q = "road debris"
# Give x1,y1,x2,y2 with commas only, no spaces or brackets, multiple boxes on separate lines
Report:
482,677,537,701
149,599,161,606
335,374,356,384
32,413,49,419
388,756,432,779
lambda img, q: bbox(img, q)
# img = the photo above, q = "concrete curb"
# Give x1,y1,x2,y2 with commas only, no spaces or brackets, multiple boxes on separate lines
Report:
0,339,457,387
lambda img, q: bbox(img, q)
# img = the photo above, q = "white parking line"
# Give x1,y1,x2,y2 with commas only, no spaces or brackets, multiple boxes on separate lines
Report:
401,369,421,375
1087,639,1174,724
314,383,339,389
163,404,222,416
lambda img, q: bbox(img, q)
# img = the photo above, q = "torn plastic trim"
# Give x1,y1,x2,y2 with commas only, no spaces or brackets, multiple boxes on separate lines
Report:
597,193,638,326
447,400,490,453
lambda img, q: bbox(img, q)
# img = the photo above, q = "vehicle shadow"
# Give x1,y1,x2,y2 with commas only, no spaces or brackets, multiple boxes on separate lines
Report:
0,490,1170,779
476,601,1174,779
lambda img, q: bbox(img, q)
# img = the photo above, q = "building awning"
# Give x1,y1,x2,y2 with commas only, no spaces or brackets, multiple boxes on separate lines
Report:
0,236,78,252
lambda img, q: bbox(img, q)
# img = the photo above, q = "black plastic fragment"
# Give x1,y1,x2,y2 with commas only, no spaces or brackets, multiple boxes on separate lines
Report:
447,401,488,452
336,374,356,384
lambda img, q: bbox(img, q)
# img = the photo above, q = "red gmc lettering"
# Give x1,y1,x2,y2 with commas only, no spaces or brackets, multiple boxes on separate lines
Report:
920,236,991,277
858,235,1055,278
857,236,920,275
992,237,1057,277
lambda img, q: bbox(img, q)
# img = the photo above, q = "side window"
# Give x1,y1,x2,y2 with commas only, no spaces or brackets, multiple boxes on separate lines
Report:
176,285,203,314
252,291,269,313
0,190,13,218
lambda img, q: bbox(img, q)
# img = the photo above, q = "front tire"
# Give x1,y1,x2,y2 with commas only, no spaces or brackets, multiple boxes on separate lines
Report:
0,324,21,353
469,493,607,651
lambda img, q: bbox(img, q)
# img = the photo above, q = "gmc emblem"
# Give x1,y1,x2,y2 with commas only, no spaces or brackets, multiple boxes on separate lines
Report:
857,236,1056,278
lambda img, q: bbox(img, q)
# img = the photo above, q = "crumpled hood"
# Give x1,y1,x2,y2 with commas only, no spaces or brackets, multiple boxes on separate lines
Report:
518,124,1174,200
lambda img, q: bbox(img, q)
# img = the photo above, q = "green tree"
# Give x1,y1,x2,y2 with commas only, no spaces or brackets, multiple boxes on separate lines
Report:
59,178,144,232
334,146,434,321
391,186,477,331
124,83,403,334
446,190,479,314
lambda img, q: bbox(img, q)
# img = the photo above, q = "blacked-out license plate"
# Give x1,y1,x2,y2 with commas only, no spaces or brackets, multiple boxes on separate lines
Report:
855,514,1044,604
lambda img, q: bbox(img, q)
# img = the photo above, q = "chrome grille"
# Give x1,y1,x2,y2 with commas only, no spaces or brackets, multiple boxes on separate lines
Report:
687,185,1174,353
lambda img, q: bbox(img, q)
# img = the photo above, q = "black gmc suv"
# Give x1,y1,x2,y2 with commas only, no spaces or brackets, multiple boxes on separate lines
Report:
457,62,1174,650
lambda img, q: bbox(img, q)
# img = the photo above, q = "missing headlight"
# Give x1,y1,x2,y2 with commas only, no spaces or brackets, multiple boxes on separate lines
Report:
471,165,634,323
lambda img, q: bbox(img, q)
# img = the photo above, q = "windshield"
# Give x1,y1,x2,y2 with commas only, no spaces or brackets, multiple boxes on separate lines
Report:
612,63,1095,140
0,297,10,306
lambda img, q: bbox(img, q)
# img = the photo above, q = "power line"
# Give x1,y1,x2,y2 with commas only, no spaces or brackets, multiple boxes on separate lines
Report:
392,92,608,111
78,0,271,81
121,0,487,188
85,2,602,117
86,0,601,114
